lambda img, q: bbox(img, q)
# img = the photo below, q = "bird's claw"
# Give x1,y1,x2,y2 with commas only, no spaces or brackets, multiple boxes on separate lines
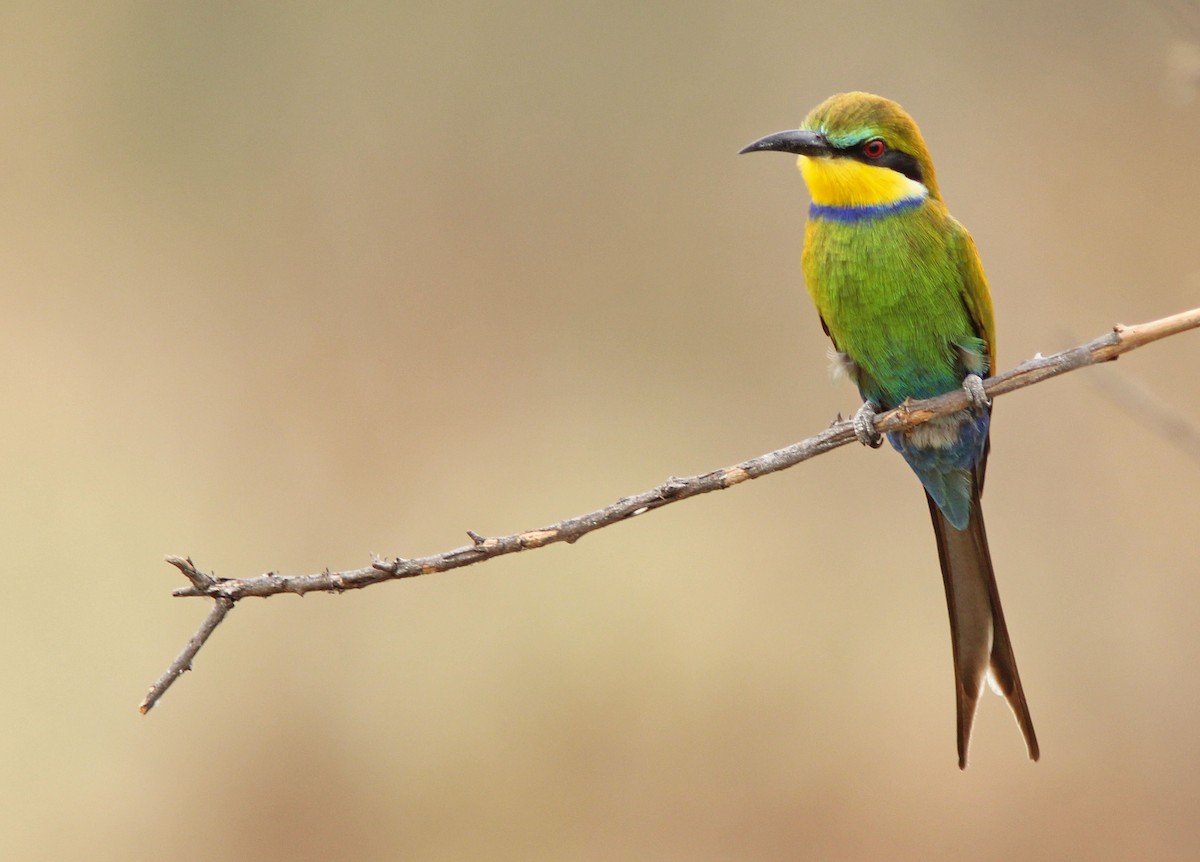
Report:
852,401,883,448
962,373,989,412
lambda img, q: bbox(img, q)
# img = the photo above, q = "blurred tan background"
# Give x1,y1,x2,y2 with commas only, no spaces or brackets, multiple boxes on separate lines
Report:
3,1,1199,859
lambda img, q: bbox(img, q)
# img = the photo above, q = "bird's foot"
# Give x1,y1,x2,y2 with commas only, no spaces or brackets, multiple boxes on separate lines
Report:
962,373,989,413
852,400,883,448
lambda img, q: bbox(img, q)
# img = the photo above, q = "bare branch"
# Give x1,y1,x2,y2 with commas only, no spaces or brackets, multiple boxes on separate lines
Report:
139,306,1200,713
138,596,233,714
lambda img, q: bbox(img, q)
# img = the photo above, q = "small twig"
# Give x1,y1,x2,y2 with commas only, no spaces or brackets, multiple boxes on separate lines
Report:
139,306,1200,713
164,554,217,591
138,596,233,714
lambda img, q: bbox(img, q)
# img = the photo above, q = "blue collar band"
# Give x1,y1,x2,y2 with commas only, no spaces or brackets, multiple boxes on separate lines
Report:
809,195,926,223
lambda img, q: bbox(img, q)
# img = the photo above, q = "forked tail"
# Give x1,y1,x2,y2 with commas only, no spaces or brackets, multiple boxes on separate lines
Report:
927,487,1039,768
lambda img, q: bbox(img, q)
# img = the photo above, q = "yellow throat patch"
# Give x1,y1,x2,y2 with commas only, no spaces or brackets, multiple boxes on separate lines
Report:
798,154,927,208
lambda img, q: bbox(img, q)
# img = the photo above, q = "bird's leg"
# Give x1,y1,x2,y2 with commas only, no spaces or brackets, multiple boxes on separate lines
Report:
852,400,884,448
962,373,989,413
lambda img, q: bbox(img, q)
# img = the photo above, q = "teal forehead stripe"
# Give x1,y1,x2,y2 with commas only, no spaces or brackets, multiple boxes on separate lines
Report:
809,195,926,223
821,130,875,148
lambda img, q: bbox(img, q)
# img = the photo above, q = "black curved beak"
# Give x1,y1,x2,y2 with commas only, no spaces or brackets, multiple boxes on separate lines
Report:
738,129,832,157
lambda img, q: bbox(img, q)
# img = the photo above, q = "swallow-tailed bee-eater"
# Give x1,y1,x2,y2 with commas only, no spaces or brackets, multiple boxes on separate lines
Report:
740,92,1038,768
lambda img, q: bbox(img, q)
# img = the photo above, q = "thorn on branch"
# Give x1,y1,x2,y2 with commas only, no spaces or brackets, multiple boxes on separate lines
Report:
467,530,486,545
370,553,408,574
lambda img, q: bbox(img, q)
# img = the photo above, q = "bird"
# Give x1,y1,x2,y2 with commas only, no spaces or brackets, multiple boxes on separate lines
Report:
739,92,1038,768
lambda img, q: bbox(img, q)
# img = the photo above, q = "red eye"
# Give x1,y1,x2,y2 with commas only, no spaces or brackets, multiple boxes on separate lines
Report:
863,138,886,159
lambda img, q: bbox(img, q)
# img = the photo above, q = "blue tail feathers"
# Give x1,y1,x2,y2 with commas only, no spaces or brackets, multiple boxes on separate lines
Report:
889,410,989,531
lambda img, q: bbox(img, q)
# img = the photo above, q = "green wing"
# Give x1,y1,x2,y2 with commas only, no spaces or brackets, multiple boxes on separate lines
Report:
949,217,996,372
947,216,996,490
